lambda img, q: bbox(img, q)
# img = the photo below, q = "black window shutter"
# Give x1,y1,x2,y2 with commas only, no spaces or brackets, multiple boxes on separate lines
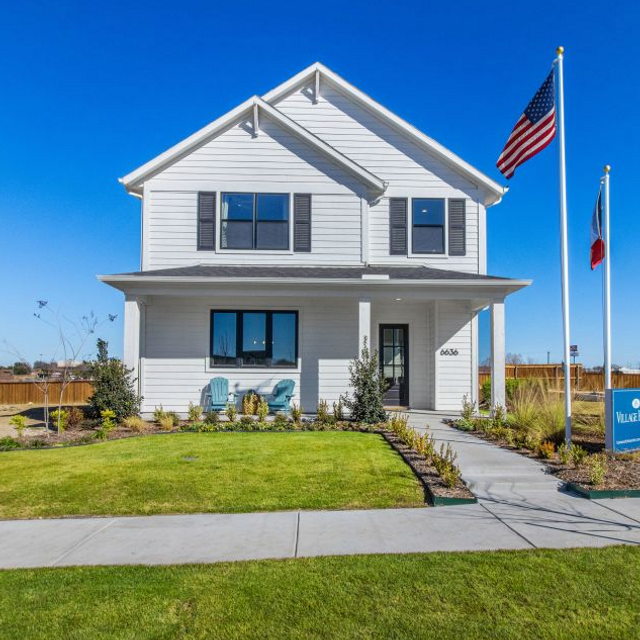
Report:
197,192,216,251
448,199,466,256
294,194,312,252
389,198,408,255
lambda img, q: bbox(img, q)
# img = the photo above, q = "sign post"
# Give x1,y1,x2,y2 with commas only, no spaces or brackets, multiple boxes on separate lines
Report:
606,389,640,452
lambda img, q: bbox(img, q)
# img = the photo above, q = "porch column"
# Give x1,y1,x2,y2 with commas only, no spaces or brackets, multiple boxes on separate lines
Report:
358,298,371,354
490,300,506,409
123,295,141,387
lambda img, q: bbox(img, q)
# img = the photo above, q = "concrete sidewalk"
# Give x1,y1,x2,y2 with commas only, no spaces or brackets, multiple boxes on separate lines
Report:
1,415,640,569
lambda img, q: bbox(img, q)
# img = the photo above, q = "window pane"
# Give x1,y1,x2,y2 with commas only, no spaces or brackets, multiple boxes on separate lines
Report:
256,221,288,250
211,312,237,365
272,313,297,366
257,194,289,221
222,193,253,220
221,221,253,249
242,312,267,366
383,329,394,346
412,199,444,226
383,346,394,366
413,226,444,254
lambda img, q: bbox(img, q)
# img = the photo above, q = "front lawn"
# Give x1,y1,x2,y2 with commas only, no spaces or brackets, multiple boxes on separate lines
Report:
1,547,639,639
0,432,424,519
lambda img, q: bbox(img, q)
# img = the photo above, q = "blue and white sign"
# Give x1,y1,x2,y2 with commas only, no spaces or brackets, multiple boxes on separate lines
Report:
606,389,640,452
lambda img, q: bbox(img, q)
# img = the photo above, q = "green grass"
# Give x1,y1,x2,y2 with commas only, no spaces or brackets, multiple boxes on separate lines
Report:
1,547,639,639
0,432,424,518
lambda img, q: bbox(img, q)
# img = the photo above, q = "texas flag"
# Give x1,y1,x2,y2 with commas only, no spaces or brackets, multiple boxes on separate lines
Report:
590,188,605,270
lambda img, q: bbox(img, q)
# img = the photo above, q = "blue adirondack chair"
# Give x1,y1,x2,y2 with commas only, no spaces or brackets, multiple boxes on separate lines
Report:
204,377,237,412
266,379,295,413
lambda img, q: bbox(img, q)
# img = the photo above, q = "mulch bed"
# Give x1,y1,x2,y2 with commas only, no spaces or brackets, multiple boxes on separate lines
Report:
381,430,476,504
448,420,640,494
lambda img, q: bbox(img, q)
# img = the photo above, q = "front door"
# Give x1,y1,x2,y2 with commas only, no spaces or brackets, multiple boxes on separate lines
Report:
380,325,409,407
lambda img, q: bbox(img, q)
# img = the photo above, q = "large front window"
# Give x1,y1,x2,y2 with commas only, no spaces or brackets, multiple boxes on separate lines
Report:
220,193,289,250
412,198,445,254
210,310,298,368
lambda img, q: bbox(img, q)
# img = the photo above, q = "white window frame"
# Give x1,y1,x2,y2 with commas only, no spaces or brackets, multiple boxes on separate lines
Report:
216,191,295,255
407,197,449,259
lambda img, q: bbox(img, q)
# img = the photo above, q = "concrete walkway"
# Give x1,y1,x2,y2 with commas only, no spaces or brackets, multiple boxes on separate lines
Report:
1,414,640,569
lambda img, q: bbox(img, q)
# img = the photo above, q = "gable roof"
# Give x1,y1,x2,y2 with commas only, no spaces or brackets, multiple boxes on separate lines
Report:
120,95,386,196
264,63,506,206
120,62,506,206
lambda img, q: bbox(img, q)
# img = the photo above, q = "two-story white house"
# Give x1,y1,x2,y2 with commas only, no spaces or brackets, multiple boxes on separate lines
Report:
100,63,530,416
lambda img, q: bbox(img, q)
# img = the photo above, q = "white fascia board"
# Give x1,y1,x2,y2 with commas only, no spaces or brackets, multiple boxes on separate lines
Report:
119,96,257,194
263,62,507,207
119,92,386,196
255,98,386,193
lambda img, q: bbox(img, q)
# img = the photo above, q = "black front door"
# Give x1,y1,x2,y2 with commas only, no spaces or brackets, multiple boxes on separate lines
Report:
380,325,409,407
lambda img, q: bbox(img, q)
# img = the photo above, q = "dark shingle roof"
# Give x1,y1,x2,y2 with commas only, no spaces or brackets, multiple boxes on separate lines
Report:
118,264,509,281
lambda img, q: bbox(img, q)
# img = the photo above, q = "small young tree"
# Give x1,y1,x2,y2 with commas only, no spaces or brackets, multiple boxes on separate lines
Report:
88,339,141,421
343,338,387,424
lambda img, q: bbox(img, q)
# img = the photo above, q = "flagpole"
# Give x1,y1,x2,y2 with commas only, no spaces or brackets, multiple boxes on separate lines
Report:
555,46,572,444
603,165,612,390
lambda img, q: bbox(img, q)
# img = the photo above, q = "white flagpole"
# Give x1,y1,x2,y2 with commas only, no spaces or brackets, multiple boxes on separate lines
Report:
603,165,612,390
555,46,572,444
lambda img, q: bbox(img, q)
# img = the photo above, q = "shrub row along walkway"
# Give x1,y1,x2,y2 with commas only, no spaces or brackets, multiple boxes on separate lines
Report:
1,414,640,568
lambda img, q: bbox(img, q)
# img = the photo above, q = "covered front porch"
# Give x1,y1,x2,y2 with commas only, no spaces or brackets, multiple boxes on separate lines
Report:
100,265,529,416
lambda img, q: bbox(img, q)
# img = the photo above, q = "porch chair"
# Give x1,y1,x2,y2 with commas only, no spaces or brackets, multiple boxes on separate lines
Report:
266,379,296,413
204,377,237,412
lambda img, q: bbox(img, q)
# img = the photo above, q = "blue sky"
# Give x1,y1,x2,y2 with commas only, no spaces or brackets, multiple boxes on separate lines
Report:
1,0,638,367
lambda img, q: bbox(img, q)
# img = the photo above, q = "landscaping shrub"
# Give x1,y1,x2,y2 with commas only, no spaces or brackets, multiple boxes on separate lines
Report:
481,377,522,405
95,410,117,440
242,391,260,416
9,415,27,436
537,441,555,459
88,339,141,421
333,396,345,421
290,403,303,425
0,436,21,451
273,413,290,430
557,442,571,465
66,406,84,430
587,453,607,485
123,416,147,433
187,402,202,423
343,339,386,424
316,399,330,423
158,415,175,432
204,411,219,425
461,394,476,422
50,409,68,433
225,403,238,423
239,415,254,430
256,399,269,421
508,381,565,444
196,422,219,433
570,444,588,466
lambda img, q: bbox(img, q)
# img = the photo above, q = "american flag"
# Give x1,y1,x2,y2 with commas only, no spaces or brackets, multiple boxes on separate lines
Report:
497,71,556,179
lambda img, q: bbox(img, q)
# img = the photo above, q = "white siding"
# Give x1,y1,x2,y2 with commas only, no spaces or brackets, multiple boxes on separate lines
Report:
144,112,367,269
371,301,430,409
142,295,358,415
435,301,473,411
274,80,482,272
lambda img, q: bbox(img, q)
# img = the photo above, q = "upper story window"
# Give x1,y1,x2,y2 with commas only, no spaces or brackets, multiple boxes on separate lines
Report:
221,193,289,250
412,198,445,254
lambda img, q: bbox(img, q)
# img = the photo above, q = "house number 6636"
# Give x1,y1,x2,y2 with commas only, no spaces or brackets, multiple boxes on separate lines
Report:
440,348,459,356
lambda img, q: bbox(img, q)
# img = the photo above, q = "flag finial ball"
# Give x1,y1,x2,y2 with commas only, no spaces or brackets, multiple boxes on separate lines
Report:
556,46,564,55
604,164,611,174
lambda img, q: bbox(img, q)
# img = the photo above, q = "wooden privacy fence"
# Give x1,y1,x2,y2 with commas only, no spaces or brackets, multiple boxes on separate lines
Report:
478,365,640,393
0,380,94,405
